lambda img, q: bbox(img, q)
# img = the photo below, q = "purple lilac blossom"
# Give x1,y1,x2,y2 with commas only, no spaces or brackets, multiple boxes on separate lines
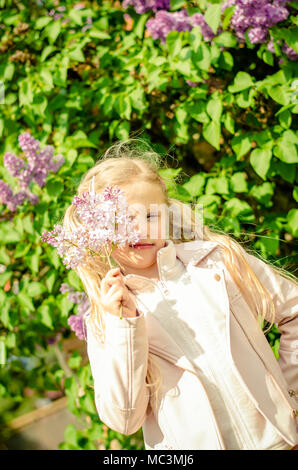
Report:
59,283,90,314
282,43,298,61
68,314,86,341
221,0,289,43
146,9,192,44
122,0,170,14
248,26,268,44
60,282,73,294
0,180,27,211
267,39,275,53
60,283,90,341
3,153,25,177
41,185,142,270
186,80,199,87
82,16,93,32
0,132,64,211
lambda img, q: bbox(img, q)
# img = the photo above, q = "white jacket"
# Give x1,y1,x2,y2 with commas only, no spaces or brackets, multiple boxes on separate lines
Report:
85,239,298,449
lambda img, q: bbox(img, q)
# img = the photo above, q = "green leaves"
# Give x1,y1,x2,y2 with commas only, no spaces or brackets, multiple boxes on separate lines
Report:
213,32,238,48
19,77,33,106
249,182,274,207
0,339,6,367
202,121,221,150
286,209,298,237
45,180,64,200
38,304,54,329
27,282,47,298
278,27,298,53
273,141,298,164
183,174,205,198
228,71,255,93
206,96,223,122
273,131,298,164
230,172,248,193
204,4,221,34
0,222,21,244
231,133,254,160
222,198,254,223
45,19,62,45
267,85,291,106
250,148,272,180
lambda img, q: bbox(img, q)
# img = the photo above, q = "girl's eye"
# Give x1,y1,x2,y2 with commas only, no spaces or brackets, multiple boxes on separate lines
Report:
128,214,159,222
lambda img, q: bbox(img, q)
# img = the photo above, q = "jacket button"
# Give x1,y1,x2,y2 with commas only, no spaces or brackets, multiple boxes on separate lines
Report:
214,273,221,281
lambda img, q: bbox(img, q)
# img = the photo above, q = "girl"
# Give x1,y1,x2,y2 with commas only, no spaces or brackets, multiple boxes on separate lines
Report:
62,139,298,450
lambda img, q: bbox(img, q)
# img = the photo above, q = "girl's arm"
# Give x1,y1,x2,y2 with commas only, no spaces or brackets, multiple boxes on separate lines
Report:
241,250,298,402
85,311,150,436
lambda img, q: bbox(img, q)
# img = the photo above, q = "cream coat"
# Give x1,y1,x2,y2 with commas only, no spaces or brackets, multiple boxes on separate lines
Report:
85,239,298,450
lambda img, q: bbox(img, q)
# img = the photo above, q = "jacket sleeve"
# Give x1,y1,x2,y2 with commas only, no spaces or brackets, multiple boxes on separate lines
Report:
241,249,298,405
85,310,150,435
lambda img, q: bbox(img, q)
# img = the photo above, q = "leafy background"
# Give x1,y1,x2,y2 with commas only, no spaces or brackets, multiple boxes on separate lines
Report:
0,0,297,450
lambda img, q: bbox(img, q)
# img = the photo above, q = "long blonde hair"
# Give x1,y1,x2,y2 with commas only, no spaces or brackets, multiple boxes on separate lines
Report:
61,138,298,409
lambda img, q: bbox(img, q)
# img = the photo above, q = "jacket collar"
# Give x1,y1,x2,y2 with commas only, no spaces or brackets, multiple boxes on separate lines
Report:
123,238,218,291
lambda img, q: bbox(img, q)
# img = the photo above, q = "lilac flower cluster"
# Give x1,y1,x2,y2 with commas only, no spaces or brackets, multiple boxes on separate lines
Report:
122,0,170,15
41,184,141,270
221,0,288,43
60,282,90,341
221,0,297,60
146,9,193,44
0,132,64,212
68,314,86,341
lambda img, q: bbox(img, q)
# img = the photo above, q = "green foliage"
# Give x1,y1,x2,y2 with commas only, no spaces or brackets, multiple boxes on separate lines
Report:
0,0,297,451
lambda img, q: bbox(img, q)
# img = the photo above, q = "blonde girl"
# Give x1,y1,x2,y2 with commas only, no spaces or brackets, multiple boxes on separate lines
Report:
62,139,298,450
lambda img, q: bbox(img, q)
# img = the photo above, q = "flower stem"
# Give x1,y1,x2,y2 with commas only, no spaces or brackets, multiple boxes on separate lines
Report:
66,240,124,320
103,245,123,320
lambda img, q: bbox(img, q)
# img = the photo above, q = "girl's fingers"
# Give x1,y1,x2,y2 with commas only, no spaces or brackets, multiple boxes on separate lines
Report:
101,269,122,296
106,282,125,300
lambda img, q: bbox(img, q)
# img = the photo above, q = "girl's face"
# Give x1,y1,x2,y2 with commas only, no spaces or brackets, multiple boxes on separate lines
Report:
110,181,168,274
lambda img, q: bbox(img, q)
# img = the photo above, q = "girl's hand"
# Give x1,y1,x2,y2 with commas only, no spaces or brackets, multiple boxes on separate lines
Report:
100,267,138,318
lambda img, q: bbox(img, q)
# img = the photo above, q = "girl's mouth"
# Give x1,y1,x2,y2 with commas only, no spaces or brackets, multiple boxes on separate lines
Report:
129,243,154,250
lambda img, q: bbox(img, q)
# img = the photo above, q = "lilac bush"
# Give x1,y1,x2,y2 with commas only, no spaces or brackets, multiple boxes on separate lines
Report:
0,132,64,212
123,0,298,61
